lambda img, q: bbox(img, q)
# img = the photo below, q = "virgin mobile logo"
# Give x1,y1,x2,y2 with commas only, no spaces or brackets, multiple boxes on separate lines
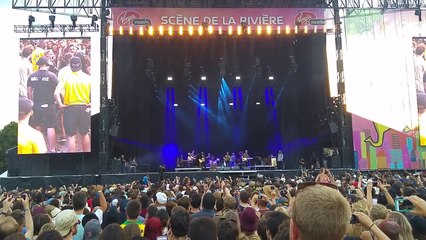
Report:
295,12,317,26
117,11,141,26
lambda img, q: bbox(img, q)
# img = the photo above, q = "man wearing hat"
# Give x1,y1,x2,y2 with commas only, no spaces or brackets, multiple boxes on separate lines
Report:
55,56,91,152
55,209,79,240
84,219,101,240
27,56,59,153
18,96,47,154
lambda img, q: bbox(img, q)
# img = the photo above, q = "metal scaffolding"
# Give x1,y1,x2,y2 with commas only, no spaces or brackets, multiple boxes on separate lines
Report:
12,0,424,170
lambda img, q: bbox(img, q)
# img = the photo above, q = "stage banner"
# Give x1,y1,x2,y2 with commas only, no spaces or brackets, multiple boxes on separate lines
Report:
112,8,325,30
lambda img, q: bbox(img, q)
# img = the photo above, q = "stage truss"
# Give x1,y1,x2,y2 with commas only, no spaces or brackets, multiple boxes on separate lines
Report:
11,0,426,172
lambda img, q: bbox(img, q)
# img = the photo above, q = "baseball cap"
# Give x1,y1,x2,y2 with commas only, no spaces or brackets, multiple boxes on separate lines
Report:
156,192,167,204
84,219,101,240
19,97,33,114
70,57,82,72
54,209,78,237
36,56,49,66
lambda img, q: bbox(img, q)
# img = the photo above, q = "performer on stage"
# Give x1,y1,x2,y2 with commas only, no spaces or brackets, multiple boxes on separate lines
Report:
130,157,138,173
299,157,306,171
230,152,237,168
270,154,277,168
198,152,205,168
187,150,196,167
176,155,183,168
242,150,250,167
223,152,231,167
277,150,284,169
159,164,165,182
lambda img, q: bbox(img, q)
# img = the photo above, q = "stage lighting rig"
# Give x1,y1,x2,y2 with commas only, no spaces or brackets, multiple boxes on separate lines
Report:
200,66,207,81
267,66,274,80
415,8,422,21
91,15,98,27
70,15,78,28
28,15,35,28
49,15,55,28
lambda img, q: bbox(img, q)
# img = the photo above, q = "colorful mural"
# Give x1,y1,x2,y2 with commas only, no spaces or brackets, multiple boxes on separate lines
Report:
352,114,426,169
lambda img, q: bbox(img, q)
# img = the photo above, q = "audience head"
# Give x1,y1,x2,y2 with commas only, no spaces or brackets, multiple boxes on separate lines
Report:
202,193,215,210
239,207,259,233
218,219,239,240
290,184,351,240
55,209,79,237
169,207,190,239
188,217,217,240
100,223,125,240
378,219,400,240
126,200,142,220
72,192,87,211
386,211,414,240
33,230,63,240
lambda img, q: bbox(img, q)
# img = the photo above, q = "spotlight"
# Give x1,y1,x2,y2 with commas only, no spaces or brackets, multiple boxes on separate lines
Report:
229,103,234,106
236,76,241,80
200,66,207,80
173,103,179,107
415,8,422,21
256,102,261,105
49,15,55,28
28,15,35,28
167,75,173,81
267,66,274,80
91,15,98,27
200,103,206,106
70,15,78,28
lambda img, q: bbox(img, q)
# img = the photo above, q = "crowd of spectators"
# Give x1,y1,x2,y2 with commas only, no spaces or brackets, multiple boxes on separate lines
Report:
18,38,92,154
0,169,425,240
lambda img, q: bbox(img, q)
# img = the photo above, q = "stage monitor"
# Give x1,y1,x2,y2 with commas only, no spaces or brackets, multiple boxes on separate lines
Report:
18,37,92,154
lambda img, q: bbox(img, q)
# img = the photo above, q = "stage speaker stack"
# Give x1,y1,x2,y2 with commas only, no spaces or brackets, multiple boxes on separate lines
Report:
331,156,341,168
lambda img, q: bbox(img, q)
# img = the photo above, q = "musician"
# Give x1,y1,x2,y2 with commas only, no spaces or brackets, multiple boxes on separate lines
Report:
277,150,284,169
270,154,277,168
130,157,138,173
230,152,237,168
299,157,306,171
198,152,205,168
159,164,165,182
223,152,231,167
176,155,184,168
242,150,250,167
187,150,196,167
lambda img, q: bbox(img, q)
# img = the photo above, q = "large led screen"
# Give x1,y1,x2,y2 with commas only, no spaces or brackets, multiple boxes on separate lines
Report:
18,38,91,154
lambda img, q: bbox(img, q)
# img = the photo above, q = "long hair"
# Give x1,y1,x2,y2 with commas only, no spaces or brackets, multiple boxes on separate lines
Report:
386,211,414,240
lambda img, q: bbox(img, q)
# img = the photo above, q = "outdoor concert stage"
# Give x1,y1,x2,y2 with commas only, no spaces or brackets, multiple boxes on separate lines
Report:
1,168,423,189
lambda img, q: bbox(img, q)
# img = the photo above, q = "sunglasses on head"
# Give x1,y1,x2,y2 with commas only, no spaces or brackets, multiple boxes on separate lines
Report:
297,182,338,191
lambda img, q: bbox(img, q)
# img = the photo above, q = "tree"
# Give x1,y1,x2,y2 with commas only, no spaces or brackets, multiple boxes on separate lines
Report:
0,122,17,172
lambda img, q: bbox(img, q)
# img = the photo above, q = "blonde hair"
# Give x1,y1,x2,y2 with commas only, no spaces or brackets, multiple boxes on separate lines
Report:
274,206,288,216
291,185,351,240
370,204,390,222
386,211,414,240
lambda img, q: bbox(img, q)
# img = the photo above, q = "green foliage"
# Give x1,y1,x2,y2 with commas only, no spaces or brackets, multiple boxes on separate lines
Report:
345,9,383,36
0,122,18,172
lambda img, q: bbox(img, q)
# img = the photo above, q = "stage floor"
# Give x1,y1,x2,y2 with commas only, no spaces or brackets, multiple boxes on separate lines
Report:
1,168,424,189
0,168,364,189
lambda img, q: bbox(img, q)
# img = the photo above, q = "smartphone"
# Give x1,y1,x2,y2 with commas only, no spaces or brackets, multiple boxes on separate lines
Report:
350,214,359,224
270,186,275,190
157,236,167,240
395,197,413,212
